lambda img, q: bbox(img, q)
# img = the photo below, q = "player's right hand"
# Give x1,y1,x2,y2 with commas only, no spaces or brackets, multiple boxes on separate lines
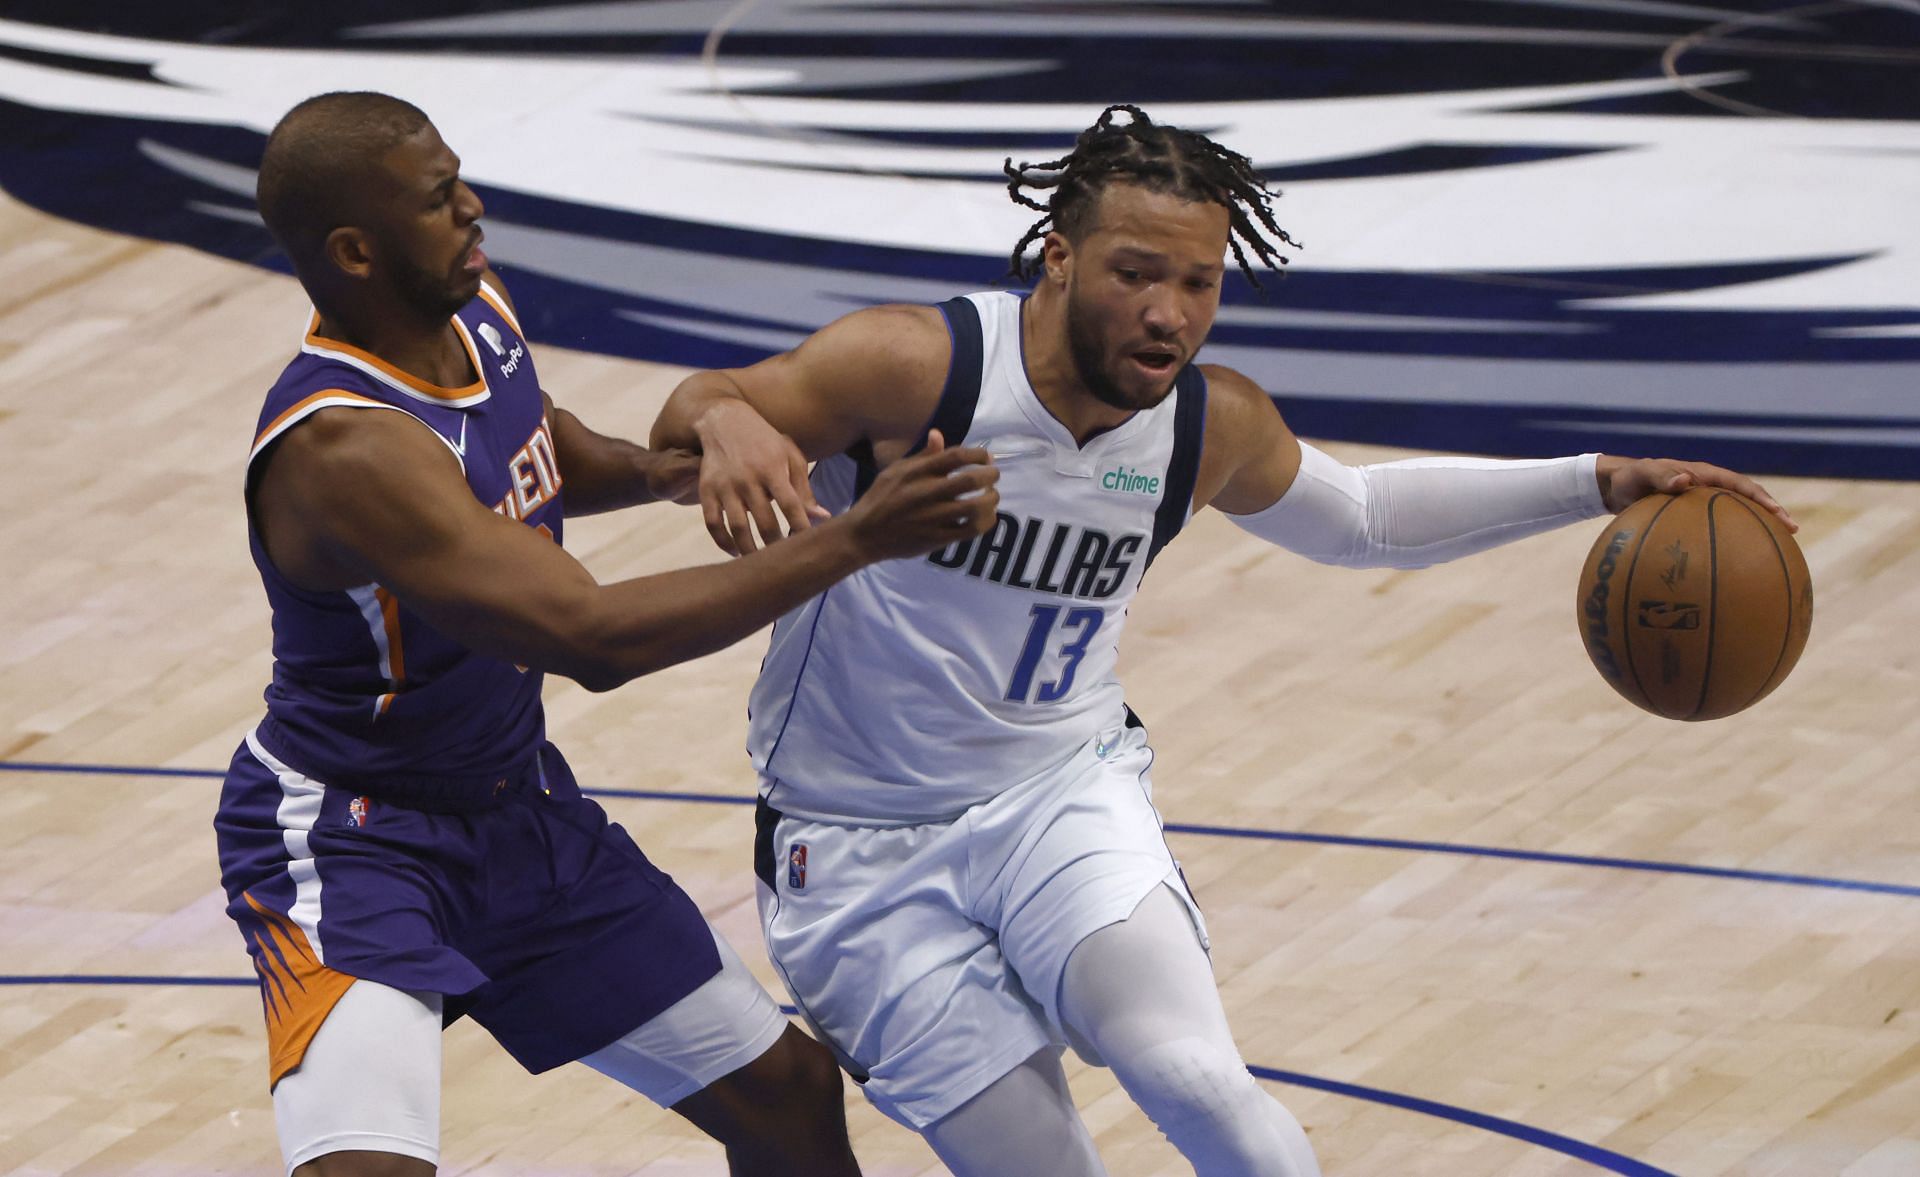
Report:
697,399,829,556
845,430,999,561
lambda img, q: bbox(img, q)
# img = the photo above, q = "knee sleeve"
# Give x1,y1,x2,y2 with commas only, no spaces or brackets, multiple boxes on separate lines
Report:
273,980,442,1175
1116,1037,1319,1177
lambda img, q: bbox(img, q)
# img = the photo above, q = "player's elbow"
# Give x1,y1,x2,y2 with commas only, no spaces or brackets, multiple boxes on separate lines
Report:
567,659,629,694
652,374,718,450
547,604,682,691
1318,543,1434,571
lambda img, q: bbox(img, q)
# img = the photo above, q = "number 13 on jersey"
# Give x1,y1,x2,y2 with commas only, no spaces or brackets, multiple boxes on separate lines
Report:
1005,604,1104,703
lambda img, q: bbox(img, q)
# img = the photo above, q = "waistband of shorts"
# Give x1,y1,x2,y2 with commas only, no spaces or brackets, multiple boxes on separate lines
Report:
249,716,558,813
355,750,550,813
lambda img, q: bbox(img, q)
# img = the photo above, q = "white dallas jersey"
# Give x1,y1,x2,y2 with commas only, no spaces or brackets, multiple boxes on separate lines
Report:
748,291,1207,825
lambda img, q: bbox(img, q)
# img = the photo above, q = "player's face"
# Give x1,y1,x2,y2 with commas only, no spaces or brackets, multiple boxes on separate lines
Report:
368,124,487,319
1060,184,1229,412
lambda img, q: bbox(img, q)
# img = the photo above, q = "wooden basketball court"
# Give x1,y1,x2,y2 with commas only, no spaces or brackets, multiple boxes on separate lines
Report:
4,188,1918,1175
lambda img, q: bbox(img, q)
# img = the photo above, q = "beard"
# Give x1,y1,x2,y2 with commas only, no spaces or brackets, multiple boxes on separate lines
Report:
1064,283,1182,413
383,232,479,320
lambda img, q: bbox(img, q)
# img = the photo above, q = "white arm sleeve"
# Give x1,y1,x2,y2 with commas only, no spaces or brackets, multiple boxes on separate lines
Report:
1225,442,1608,569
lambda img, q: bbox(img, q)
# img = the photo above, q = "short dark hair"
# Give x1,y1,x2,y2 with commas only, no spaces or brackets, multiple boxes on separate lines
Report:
1004,105,1299,289
255,91,432,265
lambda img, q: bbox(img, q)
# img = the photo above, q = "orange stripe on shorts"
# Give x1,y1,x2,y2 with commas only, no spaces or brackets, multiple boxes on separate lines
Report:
244,892,357,1088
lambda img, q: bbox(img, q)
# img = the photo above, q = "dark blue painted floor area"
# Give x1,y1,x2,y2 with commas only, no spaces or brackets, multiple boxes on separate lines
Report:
2,2,1915,476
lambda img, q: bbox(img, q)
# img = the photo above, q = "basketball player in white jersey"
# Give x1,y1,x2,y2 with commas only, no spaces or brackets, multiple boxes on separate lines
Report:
650,106,1794,1176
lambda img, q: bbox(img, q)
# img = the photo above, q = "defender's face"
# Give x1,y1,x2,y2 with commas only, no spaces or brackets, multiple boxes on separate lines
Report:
368,124,488,317
1055,184,1229,412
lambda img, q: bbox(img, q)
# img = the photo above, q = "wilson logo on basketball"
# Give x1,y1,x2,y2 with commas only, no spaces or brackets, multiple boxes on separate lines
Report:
1581,529,1632,682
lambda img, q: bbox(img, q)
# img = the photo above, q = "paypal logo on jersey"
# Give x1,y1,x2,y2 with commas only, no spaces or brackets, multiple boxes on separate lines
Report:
1101,466,1162,496
477,322,525,379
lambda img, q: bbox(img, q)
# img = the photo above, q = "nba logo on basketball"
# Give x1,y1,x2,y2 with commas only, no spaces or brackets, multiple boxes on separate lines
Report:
347,796,370,827
788,843,808,889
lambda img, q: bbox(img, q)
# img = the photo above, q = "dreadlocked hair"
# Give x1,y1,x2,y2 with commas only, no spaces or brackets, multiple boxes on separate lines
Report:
1003,104,1299,290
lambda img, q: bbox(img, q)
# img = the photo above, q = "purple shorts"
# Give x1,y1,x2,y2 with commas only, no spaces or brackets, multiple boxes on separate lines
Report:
214,729,722,1085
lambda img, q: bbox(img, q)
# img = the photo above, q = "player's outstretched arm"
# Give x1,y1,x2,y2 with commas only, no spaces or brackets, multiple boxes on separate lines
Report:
547,398,702,515
255,408,997,691
652,305,950,555
1193,366,1793,570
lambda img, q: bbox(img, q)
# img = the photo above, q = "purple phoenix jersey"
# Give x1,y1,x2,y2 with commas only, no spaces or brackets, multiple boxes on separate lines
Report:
244,281,558,801
218,283,723,1084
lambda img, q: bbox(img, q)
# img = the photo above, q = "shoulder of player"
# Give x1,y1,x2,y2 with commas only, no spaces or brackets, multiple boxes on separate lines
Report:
268,405,463,506
1197,363,1281,442
795,303,951,438
1190,362,1296,507
813,303,949,370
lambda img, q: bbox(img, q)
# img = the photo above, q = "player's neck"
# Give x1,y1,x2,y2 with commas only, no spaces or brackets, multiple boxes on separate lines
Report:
314,303,476,389
1021,288,1135,447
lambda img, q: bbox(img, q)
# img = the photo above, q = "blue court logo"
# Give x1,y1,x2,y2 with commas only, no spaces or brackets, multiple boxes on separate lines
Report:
0,5,1915,478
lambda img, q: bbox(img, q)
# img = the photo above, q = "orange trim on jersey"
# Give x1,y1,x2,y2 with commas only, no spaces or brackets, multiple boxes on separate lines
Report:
253,388,386,449
305,312,487,401
374,586,406,684
244,892,358,1088
476,280,524,336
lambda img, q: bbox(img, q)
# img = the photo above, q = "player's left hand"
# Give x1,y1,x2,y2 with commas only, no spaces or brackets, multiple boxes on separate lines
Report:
1597,455,1798,533
644,448,704,506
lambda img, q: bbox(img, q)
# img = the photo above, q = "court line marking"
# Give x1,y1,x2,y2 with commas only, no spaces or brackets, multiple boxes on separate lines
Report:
1248,1065,1674,1177
7,760,1911,899
1,972,1674,1175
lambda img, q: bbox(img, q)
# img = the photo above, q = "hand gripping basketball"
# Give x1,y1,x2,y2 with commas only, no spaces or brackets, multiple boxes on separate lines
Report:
1576,485,1812,720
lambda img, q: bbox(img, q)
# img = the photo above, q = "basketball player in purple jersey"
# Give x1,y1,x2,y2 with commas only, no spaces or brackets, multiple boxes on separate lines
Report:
652,107,1794,1176
215,92,998,1177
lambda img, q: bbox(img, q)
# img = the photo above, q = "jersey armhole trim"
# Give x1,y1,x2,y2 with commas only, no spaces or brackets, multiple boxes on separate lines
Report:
850,296,985,500
758,585,838,783
1145,365,1209,570
477,280,526,337
248,393,465,476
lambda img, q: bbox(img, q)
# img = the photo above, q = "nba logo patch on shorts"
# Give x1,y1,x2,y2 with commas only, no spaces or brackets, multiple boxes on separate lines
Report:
347,796,371,827
788,843,808,889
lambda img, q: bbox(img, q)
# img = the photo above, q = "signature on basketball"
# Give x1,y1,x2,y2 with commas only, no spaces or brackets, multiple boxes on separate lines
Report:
1659,539,1690,591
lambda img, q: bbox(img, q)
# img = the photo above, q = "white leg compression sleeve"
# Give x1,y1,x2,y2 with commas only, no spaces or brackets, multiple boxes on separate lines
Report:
273,980,442,1175
1059,885,1321,1177
922,1047,1106,1177
1227,441,1606,569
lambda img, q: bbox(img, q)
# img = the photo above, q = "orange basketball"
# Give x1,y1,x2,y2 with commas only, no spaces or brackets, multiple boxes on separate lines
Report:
1575,487,1812,721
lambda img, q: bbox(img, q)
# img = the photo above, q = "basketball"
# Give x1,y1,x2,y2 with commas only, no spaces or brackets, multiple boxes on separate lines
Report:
1576,487,1812,721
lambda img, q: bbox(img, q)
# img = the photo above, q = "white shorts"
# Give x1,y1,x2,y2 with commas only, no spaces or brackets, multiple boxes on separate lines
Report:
273,928,787,1174
755,721,1208,1130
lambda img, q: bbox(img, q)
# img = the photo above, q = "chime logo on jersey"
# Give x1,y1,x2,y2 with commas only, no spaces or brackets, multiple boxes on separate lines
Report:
788,843,808,889
1101,466,1162,496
